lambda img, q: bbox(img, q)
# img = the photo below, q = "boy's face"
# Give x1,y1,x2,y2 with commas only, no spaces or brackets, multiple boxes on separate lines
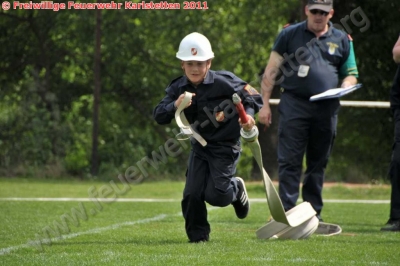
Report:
181,60,211,85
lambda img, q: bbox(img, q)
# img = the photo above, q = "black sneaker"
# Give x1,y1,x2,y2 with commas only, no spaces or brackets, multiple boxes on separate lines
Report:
316,214,323,222
232,177,249,219
385,218,395,225
381,220,400,232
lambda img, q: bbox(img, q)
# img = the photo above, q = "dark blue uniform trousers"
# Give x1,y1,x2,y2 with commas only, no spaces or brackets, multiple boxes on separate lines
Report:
181,140,240,242
388,108,400,220
277,92,340,215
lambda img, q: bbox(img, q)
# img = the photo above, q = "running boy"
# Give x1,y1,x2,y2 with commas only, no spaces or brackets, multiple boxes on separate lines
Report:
153,32,263,243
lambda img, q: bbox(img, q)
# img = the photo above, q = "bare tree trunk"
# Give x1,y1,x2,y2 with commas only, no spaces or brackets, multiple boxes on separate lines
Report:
91,6,102,176
300,0,307,21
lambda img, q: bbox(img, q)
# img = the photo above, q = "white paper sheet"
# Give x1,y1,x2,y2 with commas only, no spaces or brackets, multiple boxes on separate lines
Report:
309,84,362,102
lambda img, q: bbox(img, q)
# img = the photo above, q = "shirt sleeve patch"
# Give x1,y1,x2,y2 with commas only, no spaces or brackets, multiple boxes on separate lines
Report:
243,84,259,95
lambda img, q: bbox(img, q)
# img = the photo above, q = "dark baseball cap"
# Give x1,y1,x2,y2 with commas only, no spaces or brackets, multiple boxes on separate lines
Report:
308,0,333,12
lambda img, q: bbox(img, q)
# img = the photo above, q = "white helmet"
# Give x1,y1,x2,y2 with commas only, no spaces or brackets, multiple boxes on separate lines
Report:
176,32,214,61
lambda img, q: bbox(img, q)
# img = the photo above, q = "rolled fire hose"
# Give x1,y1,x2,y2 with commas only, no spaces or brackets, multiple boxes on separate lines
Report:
174,92,207,147
175,92,341,239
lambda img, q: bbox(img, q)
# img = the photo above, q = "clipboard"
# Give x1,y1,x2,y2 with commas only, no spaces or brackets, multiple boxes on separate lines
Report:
309,84,362,102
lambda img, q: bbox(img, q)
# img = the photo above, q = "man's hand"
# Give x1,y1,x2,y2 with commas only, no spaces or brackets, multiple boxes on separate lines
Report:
341,75,358,88
258,105,272,127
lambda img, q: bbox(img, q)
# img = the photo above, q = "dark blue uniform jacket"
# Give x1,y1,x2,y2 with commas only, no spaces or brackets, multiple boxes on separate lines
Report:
153,70,263,142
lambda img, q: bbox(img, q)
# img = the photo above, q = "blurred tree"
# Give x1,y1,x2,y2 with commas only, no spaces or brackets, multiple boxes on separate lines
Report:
91,5,102,176
0,0,398,182
327,0,399,182
0,9,94,176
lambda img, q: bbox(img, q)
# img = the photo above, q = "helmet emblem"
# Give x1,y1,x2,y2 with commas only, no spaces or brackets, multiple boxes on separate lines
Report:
191,48,197,55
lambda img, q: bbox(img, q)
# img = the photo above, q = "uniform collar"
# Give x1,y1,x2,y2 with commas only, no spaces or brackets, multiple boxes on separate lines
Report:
303,20,334,37
203,70,215,84
178,70,215,87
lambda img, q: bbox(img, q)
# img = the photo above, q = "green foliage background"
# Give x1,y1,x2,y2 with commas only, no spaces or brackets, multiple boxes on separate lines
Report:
0,0,399,182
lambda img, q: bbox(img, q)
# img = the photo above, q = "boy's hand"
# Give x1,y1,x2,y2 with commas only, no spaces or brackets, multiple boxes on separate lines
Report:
239,115,255,131
174,93,196,109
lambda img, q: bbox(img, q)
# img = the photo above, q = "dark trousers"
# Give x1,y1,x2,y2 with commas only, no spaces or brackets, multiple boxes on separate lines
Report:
388,108,400,220
181,140,240,242
277,92,340,215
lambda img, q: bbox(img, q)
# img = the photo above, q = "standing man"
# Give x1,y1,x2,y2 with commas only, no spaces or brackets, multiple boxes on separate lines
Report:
381,34,400,231
258,0,359,221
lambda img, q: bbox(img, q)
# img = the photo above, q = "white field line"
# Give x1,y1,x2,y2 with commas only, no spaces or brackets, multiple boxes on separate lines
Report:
0,197,390,204
0,214,167,256
0,207,220,256
254,199,390,204
0,197,180,202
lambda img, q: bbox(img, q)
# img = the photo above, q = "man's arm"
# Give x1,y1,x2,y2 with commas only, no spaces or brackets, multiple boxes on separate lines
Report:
393,35,400,64
261,51,283,103
258,51,283,126
340,37,359,88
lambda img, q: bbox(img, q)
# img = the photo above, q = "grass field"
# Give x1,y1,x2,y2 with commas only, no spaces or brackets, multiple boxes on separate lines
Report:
0,177,398,266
